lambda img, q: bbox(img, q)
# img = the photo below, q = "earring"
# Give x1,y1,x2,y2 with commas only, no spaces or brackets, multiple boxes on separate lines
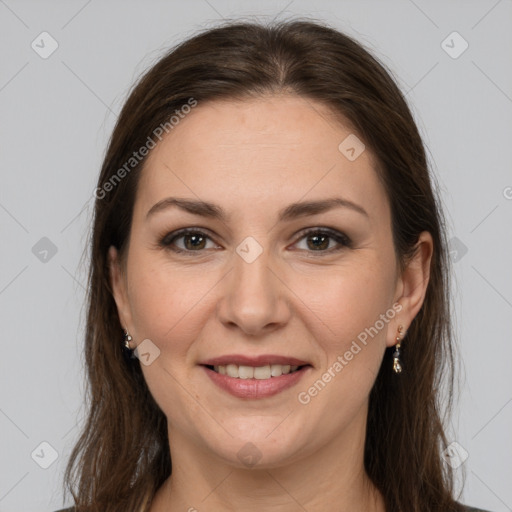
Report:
392,325,404,374
122,329,134,361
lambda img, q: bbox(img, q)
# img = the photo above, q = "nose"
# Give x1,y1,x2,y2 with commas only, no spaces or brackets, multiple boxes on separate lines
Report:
216,245,292,337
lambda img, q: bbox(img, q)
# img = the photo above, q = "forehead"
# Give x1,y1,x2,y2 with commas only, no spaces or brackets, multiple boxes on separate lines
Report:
136,95,389,224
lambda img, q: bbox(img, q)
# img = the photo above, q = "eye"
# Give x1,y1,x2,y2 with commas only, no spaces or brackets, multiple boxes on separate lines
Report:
160,228,219,253
293,228,351,253
159,227,351,255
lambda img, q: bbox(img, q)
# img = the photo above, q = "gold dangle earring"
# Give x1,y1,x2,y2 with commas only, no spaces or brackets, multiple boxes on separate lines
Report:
393,325,404,373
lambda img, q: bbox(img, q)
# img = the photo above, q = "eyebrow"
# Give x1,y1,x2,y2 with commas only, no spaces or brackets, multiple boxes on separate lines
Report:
145,197,368,222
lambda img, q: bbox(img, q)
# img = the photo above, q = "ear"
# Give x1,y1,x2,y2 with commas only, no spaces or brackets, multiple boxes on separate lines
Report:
387,231,433,347
108,245,133,331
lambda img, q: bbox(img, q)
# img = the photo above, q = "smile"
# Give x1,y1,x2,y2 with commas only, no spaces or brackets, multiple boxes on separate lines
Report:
201,361,311,399
209,363,301,379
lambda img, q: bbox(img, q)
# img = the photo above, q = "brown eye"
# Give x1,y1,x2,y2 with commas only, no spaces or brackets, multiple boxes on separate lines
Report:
306,233,330,251
160,229,219,253
293,228,351,253
182,233,207,250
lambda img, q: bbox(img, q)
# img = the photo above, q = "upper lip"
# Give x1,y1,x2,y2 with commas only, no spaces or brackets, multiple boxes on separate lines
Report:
200,354,311,367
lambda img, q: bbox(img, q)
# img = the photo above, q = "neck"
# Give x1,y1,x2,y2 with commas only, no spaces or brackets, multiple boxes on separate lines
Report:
150,407,385,512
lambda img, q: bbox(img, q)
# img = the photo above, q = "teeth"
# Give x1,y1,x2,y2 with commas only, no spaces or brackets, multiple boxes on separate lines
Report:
270,364,283,377
212,363,302,379
226,364,239,378
281,364,291,375
238,365,254,379
253,365,271,379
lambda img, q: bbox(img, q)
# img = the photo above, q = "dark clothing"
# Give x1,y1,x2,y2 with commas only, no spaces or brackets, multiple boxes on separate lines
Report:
54,505,493,511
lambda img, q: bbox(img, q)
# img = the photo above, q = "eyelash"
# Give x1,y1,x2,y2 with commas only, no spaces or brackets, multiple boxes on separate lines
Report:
159,227,352,256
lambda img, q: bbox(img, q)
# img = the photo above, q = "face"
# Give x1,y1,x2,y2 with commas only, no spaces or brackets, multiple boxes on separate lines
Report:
110,95,431,469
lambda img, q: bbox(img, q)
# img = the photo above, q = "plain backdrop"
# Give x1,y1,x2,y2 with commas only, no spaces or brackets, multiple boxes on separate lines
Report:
1,1,511,511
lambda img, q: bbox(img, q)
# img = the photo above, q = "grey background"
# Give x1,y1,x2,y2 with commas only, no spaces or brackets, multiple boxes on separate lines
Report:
1,1,511,511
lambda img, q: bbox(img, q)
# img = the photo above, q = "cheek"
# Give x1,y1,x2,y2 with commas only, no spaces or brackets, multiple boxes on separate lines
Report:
293,261,394,421
125,250,218,347
292,256,395,352
125,252,219,422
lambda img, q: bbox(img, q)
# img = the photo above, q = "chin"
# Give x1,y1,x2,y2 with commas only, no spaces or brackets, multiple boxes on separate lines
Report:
203,415,315,469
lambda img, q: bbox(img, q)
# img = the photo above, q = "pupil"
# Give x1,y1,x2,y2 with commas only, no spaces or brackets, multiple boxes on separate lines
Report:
308,234,328,250
185,234,205,250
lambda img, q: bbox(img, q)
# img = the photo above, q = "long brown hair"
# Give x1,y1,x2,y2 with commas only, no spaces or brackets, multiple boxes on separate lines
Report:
64,20,463,512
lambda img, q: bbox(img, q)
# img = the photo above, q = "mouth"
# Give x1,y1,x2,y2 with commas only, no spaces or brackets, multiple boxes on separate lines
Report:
205,363,306,379
200,356,312,399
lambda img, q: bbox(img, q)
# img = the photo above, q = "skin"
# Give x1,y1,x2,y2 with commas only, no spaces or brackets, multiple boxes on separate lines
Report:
109,94,433,512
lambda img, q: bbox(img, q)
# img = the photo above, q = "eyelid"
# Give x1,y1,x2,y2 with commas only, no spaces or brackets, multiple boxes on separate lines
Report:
159,227,221,253
290,227,352,251
159,226,352,254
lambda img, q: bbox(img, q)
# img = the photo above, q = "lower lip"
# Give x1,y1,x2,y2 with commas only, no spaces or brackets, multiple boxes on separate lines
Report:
202,365,310,399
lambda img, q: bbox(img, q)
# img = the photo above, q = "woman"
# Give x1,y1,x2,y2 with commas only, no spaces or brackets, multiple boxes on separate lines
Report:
58,20,491,512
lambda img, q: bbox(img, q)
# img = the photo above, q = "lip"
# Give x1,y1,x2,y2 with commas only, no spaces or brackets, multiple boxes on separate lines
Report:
200,354,310,367
201,364,311,399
